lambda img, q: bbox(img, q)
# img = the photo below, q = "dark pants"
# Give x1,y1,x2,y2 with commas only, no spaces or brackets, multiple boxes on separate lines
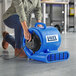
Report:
4,15,23,49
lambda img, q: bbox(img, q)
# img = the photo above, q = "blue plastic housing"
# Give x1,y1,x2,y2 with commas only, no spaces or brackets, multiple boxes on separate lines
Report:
23,23,69,63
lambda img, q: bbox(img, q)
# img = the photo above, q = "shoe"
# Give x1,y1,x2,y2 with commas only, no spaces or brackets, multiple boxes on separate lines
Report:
15,48,27,58
2,31,9,49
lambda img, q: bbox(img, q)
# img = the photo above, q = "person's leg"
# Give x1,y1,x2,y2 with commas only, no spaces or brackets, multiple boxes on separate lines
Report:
4,15,23,48
14,17,23,49
2,31,15,49
12,15,27,57
3,15,16,49
3,15,26,57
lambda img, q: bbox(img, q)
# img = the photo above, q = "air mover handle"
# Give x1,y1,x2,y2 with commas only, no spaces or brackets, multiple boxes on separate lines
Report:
35,22,46,29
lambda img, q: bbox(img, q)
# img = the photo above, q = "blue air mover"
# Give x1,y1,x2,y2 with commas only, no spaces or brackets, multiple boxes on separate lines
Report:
23,23,69,63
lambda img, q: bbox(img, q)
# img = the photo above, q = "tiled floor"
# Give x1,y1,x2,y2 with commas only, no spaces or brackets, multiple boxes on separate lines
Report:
0,33,76,76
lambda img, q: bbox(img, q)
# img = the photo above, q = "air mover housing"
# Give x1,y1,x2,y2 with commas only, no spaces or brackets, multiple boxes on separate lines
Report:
23,23,69,63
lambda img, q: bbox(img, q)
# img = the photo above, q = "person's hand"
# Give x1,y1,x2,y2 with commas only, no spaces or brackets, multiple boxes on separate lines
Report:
38,25,43,27
37,20,43,27
24,30,31,42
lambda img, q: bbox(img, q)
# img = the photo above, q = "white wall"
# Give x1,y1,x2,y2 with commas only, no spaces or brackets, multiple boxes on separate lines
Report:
0,0,2,36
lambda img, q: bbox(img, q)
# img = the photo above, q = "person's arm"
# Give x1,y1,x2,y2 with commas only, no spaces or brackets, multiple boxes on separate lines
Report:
34,0,42,27
13,0,31,41
21,21,31,42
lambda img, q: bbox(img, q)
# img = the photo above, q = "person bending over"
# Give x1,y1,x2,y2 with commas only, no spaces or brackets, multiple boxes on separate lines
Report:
2,0,42,57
